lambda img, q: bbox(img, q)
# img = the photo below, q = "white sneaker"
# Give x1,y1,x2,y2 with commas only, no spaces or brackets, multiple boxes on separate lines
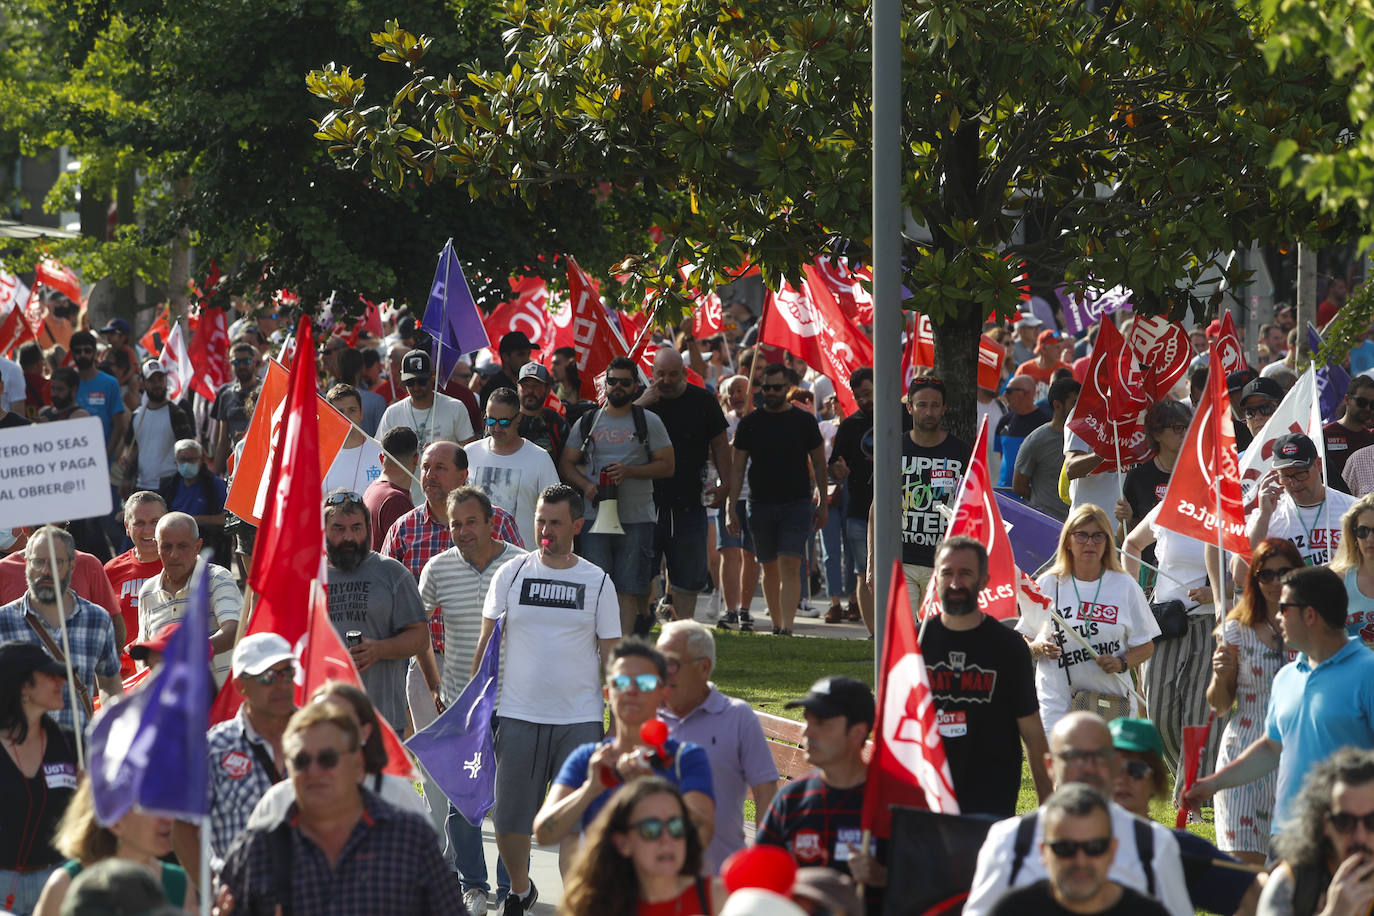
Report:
796,602,822,618
464,888,489,916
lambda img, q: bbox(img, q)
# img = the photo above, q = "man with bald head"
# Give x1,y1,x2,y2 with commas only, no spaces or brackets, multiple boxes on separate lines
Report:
138,510,242,685
638,345,731,622
963,712,1191,916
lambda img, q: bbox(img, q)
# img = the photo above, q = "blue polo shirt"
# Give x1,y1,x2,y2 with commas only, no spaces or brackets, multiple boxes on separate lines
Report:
1266,637,1374,833
75,371,125,443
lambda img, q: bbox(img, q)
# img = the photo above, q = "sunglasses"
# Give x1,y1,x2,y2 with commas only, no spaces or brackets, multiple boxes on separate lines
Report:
1278,601,1307,615
290,748,345,772
1353,396,1374,409
1046,837,1112,859
604,376,636,388
1120,759,1154,781
1243,403,1277,419
403,378,430,388
629,815,687,841
1328,810,1374,833
485,416,515,427
760,383,787,392
231,358,254,367
325,491,364,507
250,665,295,686
1071,531,1108,544
1358,526,1374,540
1256,566,1295,584
608,673,663,693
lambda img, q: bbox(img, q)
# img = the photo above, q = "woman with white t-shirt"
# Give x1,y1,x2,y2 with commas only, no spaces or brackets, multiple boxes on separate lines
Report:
1021,504,1159,736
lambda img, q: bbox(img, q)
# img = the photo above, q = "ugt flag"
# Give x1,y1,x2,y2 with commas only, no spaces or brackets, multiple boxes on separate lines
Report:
88,561,212,825
422,239,490,387
407,619,503,824
1308,323,1351,424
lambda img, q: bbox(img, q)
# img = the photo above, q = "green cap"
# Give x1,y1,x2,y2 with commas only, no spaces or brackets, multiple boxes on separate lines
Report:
1108,717,1165,755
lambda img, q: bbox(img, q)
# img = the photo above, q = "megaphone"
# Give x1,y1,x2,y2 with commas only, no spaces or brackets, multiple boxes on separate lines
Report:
590,473,626,535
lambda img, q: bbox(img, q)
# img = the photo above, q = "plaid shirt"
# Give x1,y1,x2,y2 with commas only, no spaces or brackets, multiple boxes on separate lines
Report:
218,786,462,916
205,706,285,875
381,501,523,653
0,593,119,733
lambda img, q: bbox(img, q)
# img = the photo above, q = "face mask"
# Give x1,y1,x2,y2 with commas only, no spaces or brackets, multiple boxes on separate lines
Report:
177,462,199,479
0,529,16,552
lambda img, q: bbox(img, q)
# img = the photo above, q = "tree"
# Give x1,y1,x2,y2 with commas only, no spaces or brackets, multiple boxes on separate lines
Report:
308,0,1355,436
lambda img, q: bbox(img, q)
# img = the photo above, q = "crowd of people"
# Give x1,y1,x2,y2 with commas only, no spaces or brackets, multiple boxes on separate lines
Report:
0,284,1373,916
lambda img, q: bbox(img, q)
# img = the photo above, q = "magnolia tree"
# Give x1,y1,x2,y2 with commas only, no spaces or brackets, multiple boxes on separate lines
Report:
308,0,1354,435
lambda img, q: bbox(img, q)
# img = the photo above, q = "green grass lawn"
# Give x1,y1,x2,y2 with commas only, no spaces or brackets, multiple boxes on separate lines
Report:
706,626,1217,843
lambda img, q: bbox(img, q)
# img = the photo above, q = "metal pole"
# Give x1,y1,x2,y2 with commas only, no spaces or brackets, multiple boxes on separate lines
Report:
45,534,85,770
1296,243,1317,361
871,0,902,677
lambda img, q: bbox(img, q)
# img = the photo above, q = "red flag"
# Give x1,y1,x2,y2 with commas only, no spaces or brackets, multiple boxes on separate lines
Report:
344,298,384,348
906,314,1004,391
0,271,31,356
187,306,231,401
1066,318,1151,468
1154,342,1249,556
1214,312,1245,375
483,277,553,364
914,416,1020,621
632,339,706,389
1125,315,1192,402
760,266,874,415
810,257,874,325
862,561,959,838
211,316,324,723
33,259,82,305
1175,714,1214,829
140,309,172,357
558,257,629,400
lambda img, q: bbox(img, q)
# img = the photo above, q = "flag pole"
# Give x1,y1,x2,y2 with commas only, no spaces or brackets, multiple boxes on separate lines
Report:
743,296,770,409
1048,607,1147,708
45,533,86,770
200,821,211,914
436,241,452,385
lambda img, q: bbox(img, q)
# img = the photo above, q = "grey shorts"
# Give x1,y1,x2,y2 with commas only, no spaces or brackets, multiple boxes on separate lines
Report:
492,717,603,835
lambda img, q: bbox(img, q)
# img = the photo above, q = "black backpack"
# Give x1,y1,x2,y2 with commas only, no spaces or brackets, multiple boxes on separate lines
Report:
1008,809,1155,896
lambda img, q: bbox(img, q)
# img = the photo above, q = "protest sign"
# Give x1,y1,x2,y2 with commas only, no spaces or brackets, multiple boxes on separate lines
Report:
0,416,111,527
1057,283,1133,335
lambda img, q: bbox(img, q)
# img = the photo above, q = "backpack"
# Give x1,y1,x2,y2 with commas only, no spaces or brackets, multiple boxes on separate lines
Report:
1009,809,1155,896
577,404,650,460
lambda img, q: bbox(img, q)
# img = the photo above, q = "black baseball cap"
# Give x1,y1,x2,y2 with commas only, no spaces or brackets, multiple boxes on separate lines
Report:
1225,368,1257,393
784,676,875,726
499,331,540,354
1239,377,1284,405
0,642,66,686
1271,433,1318,470
400,349,433,382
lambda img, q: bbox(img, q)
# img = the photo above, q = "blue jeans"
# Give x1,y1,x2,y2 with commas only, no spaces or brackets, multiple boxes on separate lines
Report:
0,865,57,915
447,803,510,897
819,488,849,598
844,517,869,585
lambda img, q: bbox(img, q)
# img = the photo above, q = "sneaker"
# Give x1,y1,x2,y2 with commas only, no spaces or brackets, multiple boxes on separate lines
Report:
717,610,738,630
503,882,538,915
824,604,843,624
772,625,782,635
844,603,862,622
796,602,821,619
464,888,489,916
656,595,675,621
739,610,755,632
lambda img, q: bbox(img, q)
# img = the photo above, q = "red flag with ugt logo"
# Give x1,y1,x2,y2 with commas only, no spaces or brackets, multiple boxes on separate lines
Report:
1066,317,1151,468
483,277,554,364
1124,315,1192,402
187,306,231,401
1214,312,1246,375
1153,341,1249,556
554,258,628,400
862,561,959,838
760,265,873,415
904,314,1003,391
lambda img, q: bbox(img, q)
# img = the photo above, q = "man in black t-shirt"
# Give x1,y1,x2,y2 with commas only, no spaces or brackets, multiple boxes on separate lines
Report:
211,340,260,475
829,368,875,627
640,347,730,623
726,363,827,635
921,536,1051,816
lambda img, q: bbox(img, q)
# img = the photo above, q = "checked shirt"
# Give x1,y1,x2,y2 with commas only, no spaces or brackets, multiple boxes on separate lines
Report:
0,593,119,734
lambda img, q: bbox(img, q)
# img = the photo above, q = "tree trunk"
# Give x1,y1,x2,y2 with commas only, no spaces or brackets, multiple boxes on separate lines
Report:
931,305,984,445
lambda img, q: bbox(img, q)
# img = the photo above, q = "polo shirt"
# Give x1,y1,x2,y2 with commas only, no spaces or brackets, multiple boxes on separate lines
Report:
137,559,242,685
658,686,780,872
1266,637,1374,832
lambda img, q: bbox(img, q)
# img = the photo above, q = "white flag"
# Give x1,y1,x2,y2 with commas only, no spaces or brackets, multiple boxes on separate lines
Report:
1238,368,1324,511
158,322,193,401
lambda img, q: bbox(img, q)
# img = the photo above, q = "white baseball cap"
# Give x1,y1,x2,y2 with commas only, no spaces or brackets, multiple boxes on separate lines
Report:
231,633,295,678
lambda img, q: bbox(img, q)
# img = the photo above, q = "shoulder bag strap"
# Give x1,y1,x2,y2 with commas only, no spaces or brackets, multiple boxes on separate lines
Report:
24,609,93,718
1132,819,1155,897
1009,811,1038,885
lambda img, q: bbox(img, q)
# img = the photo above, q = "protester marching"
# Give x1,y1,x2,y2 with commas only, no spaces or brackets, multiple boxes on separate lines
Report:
4,245,1374,916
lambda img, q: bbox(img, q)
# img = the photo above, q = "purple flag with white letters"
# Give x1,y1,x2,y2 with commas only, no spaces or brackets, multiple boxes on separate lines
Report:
1056,283,1134,336
406,617,502,824
1308,323,1350,424
421,239,490,386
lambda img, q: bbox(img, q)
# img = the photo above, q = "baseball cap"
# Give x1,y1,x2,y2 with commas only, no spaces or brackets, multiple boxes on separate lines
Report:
1239,377,1283,405
0,642,67,687
519,362,552,385
790,869,863,916
783,676,874,726
499,331,540,353
1014,312,1044,331
99,317,132,336
719,889,806,916
1271,433,1318,470
1034,329,1063,354
127,623,180,662
140,359,166,380
1108,717,1165,756
231,633,295,678
400,349,433,382
1225,368,1257,393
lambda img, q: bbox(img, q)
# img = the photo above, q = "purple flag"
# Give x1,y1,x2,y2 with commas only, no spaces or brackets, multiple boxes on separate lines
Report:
407,617,501,824
1308,324,1350,424
994,491,1063,575
421,239,490,386
1056,283,1134,336
88,561,212,825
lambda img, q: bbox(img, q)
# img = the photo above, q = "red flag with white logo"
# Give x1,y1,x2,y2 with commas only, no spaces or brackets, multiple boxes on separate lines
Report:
904,314,1004,391
862,561,959,838
344,298,384,348
1214,312,1246,375
0,271,31,355
1124,315,1192,402
1154,341,1249,556
557,257,629,400
187,307,231,401
483,277,554,364
811,257,874,325
34,259,82,305
1066,318,1152,468
139,309,171,357
759,266,874,415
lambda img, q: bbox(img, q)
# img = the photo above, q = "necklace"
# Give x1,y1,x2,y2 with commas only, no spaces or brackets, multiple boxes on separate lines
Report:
1293,495,1328,551
1069,569,1107,618
408,401,434,445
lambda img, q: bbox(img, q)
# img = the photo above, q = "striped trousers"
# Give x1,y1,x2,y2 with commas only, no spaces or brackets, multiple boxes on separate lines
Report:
1141,611,1224,789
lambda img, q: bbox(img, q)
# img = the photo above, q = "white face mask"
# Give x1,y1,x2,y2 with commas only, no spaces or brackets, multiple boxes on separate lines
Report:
0,528,16,553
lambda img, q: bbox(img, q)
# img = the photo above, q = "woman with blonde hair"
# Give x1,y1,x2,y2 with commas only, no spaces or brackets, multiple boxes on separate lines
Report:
33,777,192,914
1018,504,1158,734
1327,492,1374,649
560,777,724,916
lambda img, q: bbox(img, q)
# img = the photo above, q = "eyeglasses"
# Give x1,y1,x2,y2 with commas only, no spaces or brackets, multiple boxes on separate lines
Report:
1165,424,1189,435
629,815,687,841
1120,759,1154,782
290,748,345,772
1243,403,1277,419
1277,468,1311,483
1353,396,1374,409
759,383,787,392
1053,748,1114,766
1327,810,1374,833
1278,601,1307,615
605,376,636,388
484,416,515,427
250,664,295,686
231,358,254,367
608,673,663,693
1357,526,1374,540
1256,566,1295,584
1046,837,1113,859
1071,531,1108,545
325,491,364,507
